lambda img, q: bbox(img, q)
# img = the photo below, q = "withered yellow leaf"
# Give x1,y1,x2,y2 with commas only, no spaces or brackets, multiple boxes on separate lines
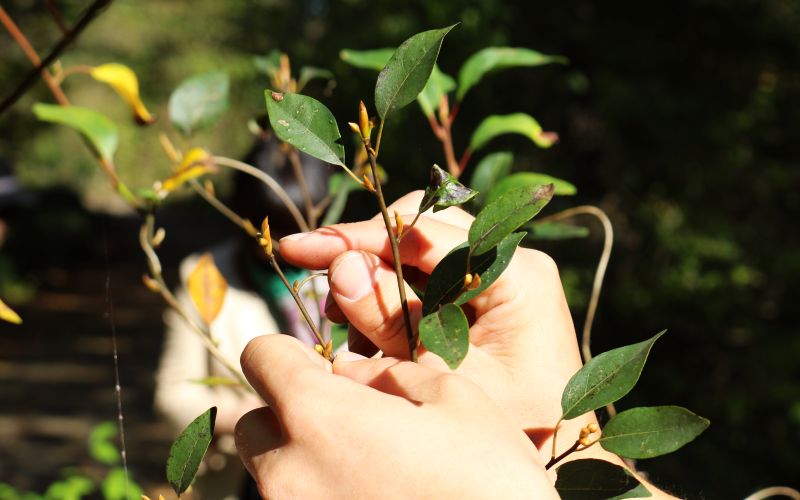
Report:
187,253,228,324
90,63,156,125
160,148,216,193
0,298,22,325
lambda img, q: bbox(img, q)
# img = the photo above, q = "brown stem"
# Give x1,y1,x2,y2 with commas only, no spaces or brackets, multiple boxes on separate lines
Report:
458,147,473,176
44,0,70,35
267,254,327,351
189,179,258,237
545,439,581,470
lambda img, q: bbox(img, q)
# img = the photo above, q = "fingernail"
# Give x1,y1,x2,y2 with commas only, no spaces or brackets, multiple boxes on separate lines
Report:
280,231,311,242
330,252,376,302
335,350,367,363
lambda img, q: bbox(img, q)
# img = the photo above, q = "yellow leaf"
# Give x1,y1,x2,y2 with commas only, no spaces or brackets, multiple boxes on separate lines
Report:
160,148,216,193
187,253,228,324
0,298,22,325
90,63,156,125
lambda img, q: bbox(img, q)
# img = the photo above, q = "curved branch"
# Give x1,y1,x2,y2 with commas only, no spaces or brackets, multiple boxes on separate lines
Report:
744,487,800,500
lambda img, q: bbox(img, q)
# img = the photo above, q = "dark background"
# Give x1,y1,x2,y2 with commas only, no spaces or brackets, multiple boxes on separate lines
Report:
1,0,798,497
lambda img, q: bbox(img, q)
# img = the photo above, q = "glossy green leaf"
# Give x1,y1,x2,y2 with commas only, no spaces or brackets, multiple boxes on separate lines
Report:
265,90,345,166
419,164,478,214
33,103,118,160
561,331,666,420
600,406,710,459
457,47,568,101
527,222,590,240
340,48,394,70
419,303,469,369
253,50,283,78
555,459,649,500
423,232,524,315
469,113,558,152
469,151,514,207
168,72,229,135
468,184,554,256
375,24,457,118
166,406,217,495
101,467,144,500
88,421,120,465
417,65,457,116
486,172,576,204
298,66,335,90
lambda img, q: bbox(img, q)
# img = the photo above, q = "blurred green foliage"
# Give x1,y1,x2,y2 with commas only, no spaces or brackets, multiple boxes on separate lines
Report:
1,0,799,497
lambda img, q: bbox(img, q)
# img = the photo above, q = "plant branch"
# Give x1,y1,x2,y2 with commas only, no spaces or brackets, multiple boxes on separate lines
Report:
744,487,800,500
545,438,580,470
188,179,258,237
288,148,317,229
44,0,69,36
266,254,327,350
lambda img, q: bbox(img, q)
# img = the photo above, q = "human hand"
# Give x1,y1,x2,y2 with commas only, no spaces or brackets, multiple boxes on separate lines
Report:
235,334,557,499
278,191,621,466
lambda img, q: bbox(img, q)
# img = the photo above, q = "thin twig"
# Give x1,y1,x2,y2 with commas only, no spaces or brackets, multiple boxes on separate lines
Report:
44,0,70,36
545,438,580,470
267,254,326,349
744,486,800,500
188,179,257,237
288,149,317,229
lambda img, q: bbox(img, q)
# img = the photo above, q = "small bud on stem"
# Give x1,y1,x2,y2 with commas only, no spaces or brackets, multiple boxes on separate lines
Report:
260,216,273,256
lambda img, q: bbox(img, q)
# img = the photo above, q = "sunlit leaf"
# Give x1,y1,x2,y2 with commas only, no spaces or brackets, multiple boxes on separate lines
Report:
297,66,335,90
417,65,457,117
168,72,229,136
486,172,576,204
469,113,558,152
561,331,666,420
555,459,648,500
90,63,155,125
101,467,144,500
468,184,554,256
340,48,394,70
419,164,477,214
265,91,345,166
0,297,22,325
419,304,469,369
600,406,710,459
88,421,119,465
375,24,457,118
527,222,589,240
43,476,95,499
166,407,216,495
33,103,118,161
423,232,524,315
187,253,228,324
469,151,514,207
160,148,216,193
457,47,568,102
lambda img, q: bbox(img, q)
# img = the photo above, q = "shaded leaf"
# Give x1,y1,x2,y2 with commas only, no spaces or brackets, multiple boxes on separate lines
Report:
561,331,666,420
600,406,710,459
486,172,576,203
469,113,558,152
166,407,217,495
555,459,648,500
457,47,568,102
468,184,554,256
253,50,284,79
419,164,477,214
0,297,22,325
191,376,240,387
88,421,119,465
298,66,335,90
90,63,155,125
187,253,228,324
469,151,514,207
33,103,118,160
527,222,590,240
375,24,457,118
101,467,144,500
265,91,345,166
160,148,216,194
417,65,457,116
168,72,229,135
423,232,524,315
340,48,394,70
419,304,469,369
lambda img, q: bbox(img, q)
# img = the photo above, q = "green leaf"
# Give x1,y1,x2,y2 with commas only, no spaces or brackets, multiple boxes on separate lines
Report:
33,103,118,161
419,164,478,214
253,49,283,78
527,222,590,240
469,151,514,207
423,232,524,315
191,376,240,387
469,113,558,152
88,421,119,465
166,406,217,495
101,468,143,500
561,331,666,420
457,47,568,102
600,406,710,459
168,72,229,136
44,475,95,500
340,48,394,70
555,459,649,500
265,90,345,166
468,184,554,256
419,303,470,369
417,65,457,116
375,24,457,118
298,66,335,90
486,172,576,204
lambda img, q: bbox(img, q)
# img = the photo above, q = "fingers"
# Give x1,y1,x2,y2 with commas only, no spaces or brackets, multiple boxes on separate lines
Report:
327,250,422,358
235,407,283,482
280,215,467,274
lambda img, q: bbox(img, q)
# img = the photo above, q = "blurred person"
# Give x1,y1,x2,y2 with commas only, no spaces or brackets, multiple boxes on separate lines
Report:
154,125,333,499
